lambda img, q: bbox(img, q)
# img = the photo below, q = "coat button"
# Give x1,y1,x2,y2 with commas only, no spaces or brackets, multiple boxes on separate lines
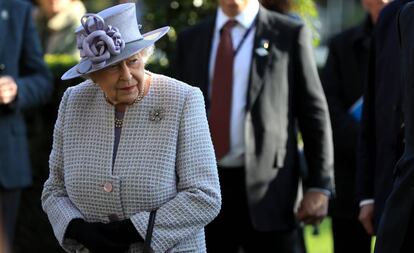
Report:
103,182,113,192
0,64,5,71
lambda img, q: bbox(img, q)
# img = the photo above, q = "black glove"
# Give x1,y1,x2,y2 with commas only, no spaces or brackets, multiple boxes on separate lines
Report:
100,219,144,244
65,219,130,253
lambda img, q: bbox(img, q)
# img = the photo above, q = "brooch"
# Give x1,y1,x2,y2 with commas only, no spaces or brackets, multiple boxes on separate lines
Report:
149,108,165,122
255,39,270,57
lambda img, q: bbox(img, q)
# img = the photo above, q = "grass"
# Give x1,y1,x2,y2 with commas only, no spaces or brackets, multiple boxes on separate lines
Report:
304,218,376,253
304,218,333,253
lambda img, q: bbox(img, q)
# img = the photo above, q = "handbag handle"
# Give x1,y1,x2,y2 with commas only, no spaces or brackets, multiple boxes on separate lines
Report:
143,210,157,253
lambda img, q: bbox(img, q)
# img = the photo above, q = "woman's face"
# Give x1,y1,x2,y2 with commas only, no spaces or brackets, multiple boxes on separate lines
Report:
90,54,145,106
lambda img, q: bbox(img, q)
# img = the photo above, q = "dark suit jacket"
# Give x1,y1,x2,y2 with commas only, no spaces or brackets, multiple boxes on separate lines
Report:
322,17,372,219
356,0,410,231
374,2,414,253
0,0,52,189
173,7,334,231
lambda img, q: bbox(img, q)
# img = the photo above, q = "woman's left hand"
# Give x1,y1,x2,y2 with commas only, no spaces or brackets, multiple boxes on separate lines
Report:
65,219,130,253
101,219,144,244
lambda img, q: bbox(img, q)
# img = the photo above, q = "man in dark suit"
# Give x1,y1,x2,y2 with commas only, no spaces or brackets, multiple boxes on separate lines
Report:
173,0,334,252
374,2,414,253
356,0,412,236
0,0,52,249
322,1,389,252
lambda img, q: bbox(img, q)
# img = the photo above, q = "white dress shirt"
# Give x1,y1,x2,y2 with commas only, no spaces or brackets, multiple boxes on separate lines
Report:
209,0,260,167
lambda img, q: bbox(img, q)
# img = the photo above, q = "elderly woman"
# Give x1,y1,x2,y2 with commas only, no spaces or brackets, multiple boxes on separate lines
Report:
41,3,221,253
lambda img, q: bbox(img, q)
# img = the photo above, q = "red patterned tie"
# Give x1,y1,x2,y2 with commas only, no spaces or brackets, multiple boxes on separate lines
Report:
209,20,237,160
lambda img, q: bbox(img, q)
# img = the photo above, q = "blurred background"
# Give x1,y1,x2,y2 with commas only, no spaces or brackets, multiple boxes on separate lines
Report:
15,0,369,252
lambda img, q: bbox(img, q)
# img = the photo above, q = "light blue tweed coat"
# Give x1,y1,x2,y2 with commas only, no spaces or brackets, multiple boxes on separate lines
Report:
41,74,221,253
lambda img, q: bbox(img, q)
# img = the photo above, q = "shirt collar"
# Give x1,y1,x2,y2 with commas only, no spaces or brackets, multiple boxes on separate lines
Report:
215,0,259,32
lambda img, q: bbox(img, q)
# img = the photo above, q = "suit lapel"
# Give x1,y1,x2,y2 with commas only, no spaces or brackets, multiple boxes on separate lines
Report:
247,7,275,110
200,17,215,109
193,16,216,110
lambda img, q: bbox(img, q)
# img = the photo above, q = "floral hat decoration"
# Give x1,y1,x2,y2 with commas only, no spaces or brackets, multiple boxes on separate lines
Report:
61,3,169,80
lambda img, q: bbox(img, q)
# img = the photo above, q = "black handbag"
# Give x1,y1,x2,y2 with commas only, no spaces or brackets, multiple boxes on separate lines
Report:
143,210,157,253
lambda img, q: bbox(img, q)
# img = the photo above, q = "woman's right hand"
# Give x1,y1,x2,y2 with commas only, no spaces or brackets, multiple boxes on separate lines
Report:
65,219,130,253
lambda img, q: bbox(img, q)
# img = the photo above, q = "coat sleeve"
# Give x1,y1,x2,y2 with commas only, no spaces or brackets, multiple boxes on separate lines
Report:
321,38,359,160
130,87,221,253
294,24,334,192
356,35,377,202
41,87,85,253
14,2,52,110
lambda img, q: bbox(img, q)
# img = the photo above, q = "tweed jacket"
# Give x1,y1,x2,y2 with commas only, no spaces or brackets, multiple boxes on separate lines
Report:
41,74,221,253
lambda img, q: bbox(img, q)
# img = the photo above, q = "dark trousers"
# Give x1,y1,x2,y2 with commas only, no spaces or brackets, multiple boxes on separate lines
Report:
331,217,371,253
0,188,21,250
205,168,306,253
400,207,414,253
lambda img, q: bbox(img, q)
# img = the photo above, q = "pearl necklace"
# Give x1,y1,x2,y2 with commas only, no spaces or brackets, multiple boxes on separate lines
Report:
114,84,145,128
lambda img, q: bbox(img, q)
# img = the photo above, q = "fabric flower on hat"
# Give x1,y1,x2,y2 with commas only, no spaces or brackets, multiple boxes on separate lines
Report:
76,14,125,71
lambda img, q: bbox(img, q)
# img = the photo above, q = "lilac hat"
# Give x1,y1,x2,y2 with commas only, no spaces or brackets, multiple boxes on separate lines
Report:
61,3,169,80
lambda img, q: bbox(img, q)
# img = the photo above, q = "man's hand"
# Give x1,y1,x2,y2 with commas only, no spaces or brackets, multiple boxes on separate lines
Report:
297,191,329,225
0,76,17,105
359,203,374,235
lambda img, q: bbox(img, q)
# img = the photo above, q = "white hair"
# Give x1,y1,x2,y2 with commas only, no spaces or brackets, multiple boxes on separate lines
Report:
139,45,155,64
85,45,155,80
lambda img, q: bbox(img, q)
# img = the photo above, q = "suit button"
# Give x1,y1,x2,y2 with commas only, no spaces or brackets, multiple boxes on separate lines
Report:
108,214,119,222
103,182,113,192
0,64,5,71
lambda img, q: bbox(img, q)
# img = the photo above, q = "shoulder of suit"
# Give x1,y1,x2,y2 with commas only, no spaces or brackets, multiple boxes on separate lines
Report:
177,16,214,38
328,24,363,46
259,7,303,30
152,73,201,99
400,1,414,22
377,0,410,27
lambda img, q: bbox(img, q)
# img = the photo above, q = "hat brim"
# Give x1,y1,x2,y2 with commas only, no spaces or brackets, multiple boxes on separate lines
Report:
61,26,170,80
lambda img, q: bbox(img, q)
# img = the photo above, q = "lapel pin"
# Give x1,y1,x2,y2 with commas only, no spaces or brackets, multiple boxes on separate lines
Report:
1,10,8,21
149,107,165,122
261,39,270,49
255,39,269,57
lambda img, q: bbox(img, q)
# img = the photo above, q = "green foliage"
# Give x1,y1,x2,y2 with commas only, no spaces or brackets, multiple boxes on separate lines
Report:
44,53,78,78
292,0,321,46
305,217,377,253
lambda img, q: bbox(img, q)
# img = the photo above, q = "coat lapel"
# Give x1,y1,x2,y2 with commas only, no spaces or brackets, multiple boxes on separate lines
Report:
247,7,276,110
